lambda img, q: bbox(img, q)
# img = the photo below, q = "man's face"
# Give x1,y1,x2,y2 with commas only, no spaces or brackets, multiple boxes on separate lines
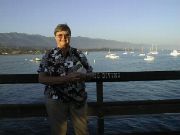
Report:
55,31,71,49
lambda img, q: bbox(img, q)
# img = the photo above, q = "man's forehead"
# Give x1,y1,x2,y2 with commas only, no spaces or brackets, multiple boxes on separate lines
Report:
56,31,69,34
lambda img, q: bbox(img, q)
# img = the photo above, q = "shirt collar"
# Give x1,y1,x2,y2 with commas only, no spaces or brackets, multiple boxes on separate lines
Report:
55,46,72,57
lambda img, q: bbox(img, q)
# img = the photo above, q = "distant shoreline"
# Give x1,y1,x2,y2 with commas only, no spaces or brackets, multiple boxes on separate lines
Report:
0,47,127,55
0,47,174,55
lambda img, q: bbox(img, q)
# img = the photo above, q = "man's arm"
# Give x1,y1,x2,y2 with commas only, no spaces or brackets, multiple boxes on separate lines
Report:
38,72,68,85
38,72,94,85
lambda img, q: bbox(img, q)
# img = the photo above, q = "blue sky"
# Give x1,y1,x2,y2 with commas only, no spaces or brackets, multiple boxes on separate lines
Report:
0,0,180,46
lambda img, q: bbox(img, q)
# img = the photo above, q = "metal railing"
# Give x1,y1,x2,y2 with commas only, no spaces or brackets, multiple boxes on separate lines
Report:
1,71,180,135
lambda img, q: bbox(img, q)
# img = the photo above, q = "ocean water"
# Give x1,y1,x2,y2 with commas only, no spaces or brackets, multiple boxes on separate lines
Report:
0,50,180,134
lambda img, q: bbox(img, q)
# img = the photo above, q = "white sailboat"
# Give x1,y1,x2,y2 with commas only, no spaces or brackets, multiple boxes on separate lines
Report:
105,49,119,59
139,47,145,56
139,53,145,56
130,48,134,54
105,53,119,59
170,50,180,57
34,57,41,61
85,51,88,55
144,55,154,61
29,57,41,62
122,48,128,55
148,44,158,55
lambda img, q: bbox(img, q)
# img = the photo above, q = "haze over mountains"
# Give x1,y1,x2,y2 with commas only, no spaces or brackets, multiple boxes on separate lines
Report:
0,32,138,50
0,32,177,50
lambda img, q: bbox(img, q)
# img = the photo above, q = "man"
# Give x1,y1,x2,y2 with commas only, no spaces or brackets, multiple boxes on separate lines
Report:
38,24,93,135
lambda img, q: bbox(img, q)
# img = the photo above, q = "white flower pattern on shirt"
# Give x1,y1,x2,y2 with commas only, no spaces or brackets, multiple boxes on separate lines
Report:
38,47,93,106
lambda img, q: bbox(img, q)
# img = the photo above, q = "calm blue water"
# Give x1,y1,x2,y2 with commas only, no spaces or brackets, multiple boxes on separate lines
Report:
0,50,180,134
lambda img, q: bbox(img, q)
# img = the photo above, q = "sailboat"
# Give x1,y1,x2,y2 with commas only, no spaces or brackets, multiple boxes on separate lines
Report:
85,51,88,55
29,57,41,62
130,48,134,54
144,55,154,61
148,44,158,55
139,47,145,56
34,57,41,61
170,50,180,56
105,49,119,59
122,48,128,55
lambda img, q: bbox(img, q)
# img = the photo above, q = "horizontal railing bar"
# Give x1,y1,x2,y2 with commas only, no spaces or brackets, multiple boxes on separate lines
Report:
93,71,180,82
0,74,38,84
1,99,180,118
110,131,180,135
0,70,180,84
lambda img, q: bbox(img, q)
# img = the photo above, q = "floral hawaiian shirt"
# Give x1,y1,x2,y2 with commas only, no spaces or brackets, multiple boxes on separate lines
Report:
38,47,93,106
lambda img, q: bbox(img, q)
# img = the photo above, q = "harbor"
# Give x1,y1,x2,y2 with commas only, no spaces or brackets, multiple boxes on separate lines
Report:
1,51,180,134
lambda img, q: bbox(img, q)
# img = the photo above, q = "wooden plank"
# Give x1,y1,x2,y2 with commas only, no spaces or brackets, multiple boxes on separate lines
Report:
1,70,180,84
1,99,180,118
0,104,47,118
109,131,180,135
96,82,103,103
92,71,180,82
0,74,38,84
96,82,104,135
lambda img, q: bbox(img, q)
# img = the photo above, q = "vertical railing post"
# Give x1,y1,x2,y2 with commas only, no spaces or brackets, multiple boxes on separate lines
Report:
96,81,104,135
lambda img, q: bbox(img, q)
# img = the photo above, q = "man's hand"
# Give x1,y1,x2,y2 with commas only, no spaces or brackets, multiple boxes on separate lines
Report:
67,72,87,82
86,72,95,80
66,72,95,83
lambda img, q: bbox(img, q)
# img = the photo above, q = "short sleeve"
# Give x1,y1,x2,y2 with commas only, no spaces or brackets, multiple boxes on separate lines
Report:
37,52,49,73
78,50,93,73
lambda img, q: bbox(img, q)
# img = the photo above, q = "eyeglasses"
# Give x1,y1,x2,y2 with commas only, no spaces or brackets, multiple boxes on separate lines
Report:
56,34,70,39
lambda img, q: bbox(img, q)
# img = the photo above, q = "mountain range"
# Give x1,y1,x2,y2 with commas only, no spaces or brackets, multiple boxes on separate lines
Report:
0,32,145,50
